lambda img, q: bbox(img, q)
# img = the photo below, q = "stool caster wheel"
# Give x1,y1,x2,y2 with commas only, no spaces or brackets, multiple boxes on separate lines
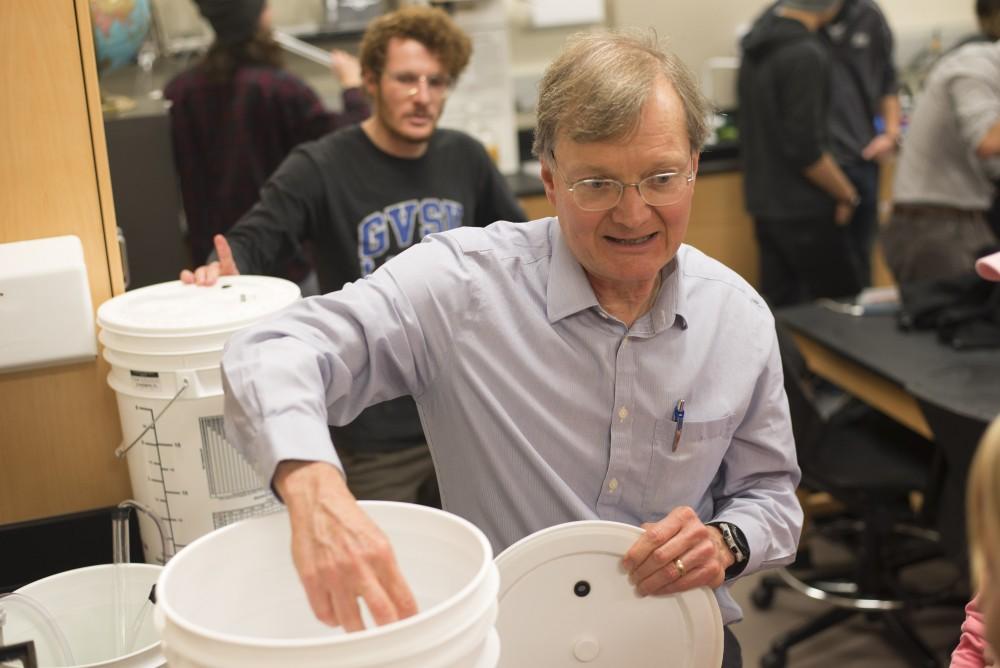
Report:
751,582,775,610
761,650,787,668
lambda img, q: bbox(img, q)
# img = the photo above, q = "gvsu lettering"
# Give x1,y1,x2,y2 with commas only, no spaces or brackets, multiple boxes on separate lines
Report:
358,198,464,276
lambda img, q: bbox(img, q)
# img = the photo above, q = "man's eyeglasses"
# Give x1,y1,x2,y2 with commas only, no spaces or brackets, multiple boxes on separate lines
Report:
552,155,695,211
386,71,452,98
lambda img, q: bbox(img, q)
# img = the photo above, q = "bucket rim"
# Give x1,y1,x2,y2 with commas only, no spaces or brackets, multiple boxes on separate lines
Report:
156,501,496,649
16,563,164,591
14,563,165,666
96,277,300,336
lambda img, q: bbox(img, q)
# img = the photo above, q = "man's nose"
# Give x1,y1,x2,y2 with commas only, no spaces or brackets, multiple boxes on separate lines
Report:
408,78,432,104
612,184,651,227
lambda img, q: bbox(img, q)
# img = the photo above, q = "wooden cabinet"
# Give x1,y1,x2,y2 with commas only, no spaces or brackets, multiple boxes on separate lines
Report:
0,0,131,524
687,170,759,287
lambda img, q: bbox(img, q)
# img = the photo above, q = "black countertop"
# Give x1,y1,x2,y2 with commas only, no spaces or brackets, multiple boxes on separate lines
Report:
777,303,1000,424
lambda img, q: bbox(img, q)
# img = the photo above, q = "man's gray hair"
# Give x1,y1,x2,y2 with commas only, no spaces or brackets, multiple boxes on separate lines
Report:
532,30,711,162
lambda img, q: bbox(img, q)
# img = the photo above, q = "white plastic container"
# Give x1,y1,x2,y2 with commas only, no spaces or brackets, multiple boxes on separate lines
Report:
494,521,724,667
154,502,499,668
96,277,301,564
2,564,164,667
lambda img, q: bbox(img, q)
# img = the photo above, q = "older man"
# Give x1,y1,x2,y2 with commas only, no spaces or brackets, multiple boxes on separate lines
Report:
222,30,802,667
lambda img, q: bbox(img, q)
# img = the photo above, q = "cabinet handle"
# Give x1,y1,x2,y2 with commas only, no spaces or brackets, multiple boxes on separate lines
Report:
117,226,131,290
0,640,39,668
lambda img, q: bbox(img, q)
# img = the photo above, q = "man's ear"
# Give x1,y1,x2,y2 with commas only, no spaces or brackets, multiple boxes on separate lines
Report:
540,158,558,207
363,70,378,99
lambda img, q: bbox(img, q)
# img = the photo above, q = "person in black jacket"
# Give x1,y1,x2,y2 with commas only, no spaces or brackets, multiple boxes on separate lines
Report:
167,0,369,287
739,0,865,307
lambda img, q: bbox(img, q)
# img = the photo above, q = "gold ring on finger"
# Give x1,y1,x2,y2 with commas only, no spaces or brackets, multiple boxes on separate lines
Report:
675,557,686,578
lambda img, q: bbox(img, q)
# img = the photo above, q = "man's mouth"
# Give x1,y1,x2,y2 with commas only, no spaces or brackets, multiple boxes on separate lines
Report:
605,232,657,245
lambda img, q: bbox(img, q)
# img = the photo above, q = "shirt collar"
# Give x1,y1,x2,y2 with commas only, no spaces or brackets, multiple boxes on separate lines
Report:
546,220,600,323
545,219,690,331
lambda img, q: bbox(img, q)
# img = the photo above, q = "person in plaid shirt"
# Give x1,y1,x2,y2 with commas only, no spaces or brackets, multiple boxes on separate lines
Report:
166,0,369,286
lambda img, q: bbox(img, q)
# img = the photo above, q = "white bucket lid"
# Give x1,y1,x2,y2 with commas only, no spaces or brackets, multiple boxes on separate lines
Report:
494,521,724,667
97,277,301,337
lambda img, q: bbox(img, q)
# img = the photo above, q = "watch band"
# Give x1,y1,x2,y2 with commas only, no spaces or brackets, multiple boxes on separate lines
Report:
708,521,750,579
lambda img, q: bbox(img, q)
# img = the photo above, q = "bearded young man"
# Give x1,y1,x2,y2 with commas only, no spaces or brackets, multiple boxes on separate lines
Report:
182,6,525,506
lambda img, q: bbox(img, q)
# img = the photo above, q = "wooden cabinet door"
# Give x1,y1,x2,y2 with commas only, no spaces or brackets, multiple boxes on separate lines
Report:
0,0,131,523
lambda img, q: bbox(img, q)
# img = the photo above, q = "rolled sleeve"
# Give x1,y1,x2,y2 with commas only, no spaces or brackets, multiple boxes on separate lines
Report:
711,331,803,578
777,49,829,170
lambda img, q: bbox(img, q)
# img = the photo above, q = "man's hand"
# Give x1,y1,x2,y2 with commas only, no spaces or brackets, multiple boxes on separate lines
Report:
834,199,857,226
180,234,240,286
622,506,734,596
275,460,418,631
861,133,898,162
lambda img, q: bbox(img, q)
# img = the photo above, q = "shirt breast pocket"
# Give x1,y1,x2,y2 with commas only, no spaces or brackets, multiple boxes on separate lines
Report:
641,414,734,521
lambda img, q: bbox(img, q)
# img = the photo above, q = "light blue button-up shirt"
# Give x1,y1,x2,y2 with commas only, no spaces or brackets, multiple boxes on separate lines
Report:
222,217,803,624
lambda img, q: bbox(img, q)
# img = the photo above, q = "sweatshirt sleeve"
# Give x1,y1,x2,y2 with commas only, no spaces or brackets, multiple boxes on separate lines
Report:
950,596,989,668
221,147,325,275
775,44,828,170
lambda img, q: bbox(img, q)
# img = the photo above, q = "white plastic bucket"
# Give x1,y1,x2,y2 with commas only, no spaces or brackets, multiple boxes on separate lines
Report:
3,564,164,667
96,277,301,564
154,502,499,668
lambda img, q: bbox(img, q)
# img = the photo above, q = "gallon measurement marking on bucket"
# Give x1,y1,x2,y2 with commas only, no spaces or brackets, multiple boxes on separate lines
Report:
136,404,182,557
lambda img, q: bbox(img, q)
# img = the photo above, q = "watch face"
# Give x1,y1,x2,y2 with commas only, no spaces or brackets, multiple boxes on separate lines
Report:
716,522,747,563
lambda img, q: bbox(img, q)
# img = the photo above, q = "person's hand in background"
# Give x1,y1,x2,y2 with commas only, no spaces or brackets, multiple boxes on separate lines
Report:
180,234,240,286
330,50,363,89
861,133,899,162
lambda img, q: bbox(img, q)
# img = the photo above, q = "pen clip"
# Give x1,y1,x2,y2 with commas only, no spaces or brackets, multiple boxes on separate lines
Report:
672,399,685,452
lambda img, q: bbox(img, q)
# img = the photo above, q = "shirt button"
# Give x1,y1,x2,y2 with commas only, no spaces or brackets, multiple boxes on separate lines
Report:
618,406,629,421
608,478,619,492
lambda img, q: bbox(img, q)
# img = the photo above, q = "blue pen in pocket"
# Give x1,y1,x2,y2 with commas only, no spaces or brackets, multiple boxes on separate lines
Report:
672,398,686,452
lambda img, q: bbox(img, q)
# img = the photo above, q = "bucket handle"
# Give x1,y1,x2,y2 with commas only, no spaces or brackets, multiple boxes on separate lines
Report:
114,379,189,459
0,640,38,668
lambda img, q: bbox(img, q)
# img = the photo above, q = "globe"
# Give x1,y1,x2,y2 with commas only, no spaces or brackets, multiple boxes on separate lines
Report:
91,0,152,74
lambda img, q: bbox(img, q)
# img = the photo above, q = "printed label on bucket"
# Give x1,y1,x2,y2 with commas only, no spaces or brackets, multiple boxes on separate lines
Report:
117,393,283,565
130,369,162,392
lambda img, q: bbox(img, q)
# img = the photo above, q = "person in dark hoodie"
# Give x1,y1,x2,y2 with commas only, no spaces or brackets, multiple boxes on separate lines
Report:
165,0,369,287
739,0,865,307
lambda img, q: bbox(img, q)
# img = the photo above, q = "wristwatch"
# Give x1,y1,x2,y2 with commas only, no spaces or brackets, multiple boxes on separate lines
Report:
708,521,750,579
840,193,861,208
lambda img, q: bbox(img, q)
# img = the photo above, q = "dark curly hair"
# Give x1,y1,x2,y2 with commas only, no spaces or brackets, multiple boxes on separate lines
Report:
200,24,284,83
978,0,1000,38
359,6,471,83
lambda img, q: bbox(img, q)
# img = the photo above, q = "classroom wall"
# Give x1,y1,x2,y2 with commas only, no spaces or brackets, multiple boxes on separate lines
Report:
506,0,978,108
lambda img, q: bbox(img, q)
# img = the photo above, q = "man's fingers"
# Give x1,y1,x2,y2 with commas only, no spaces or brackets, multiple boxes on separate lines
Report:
381,555,419,619
623,521,670,571
192,262,220,286
330,586,366,633
623,507,692,573
214,235,240,276
358,577,401,627
180,268,195,283
300,574,339,627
